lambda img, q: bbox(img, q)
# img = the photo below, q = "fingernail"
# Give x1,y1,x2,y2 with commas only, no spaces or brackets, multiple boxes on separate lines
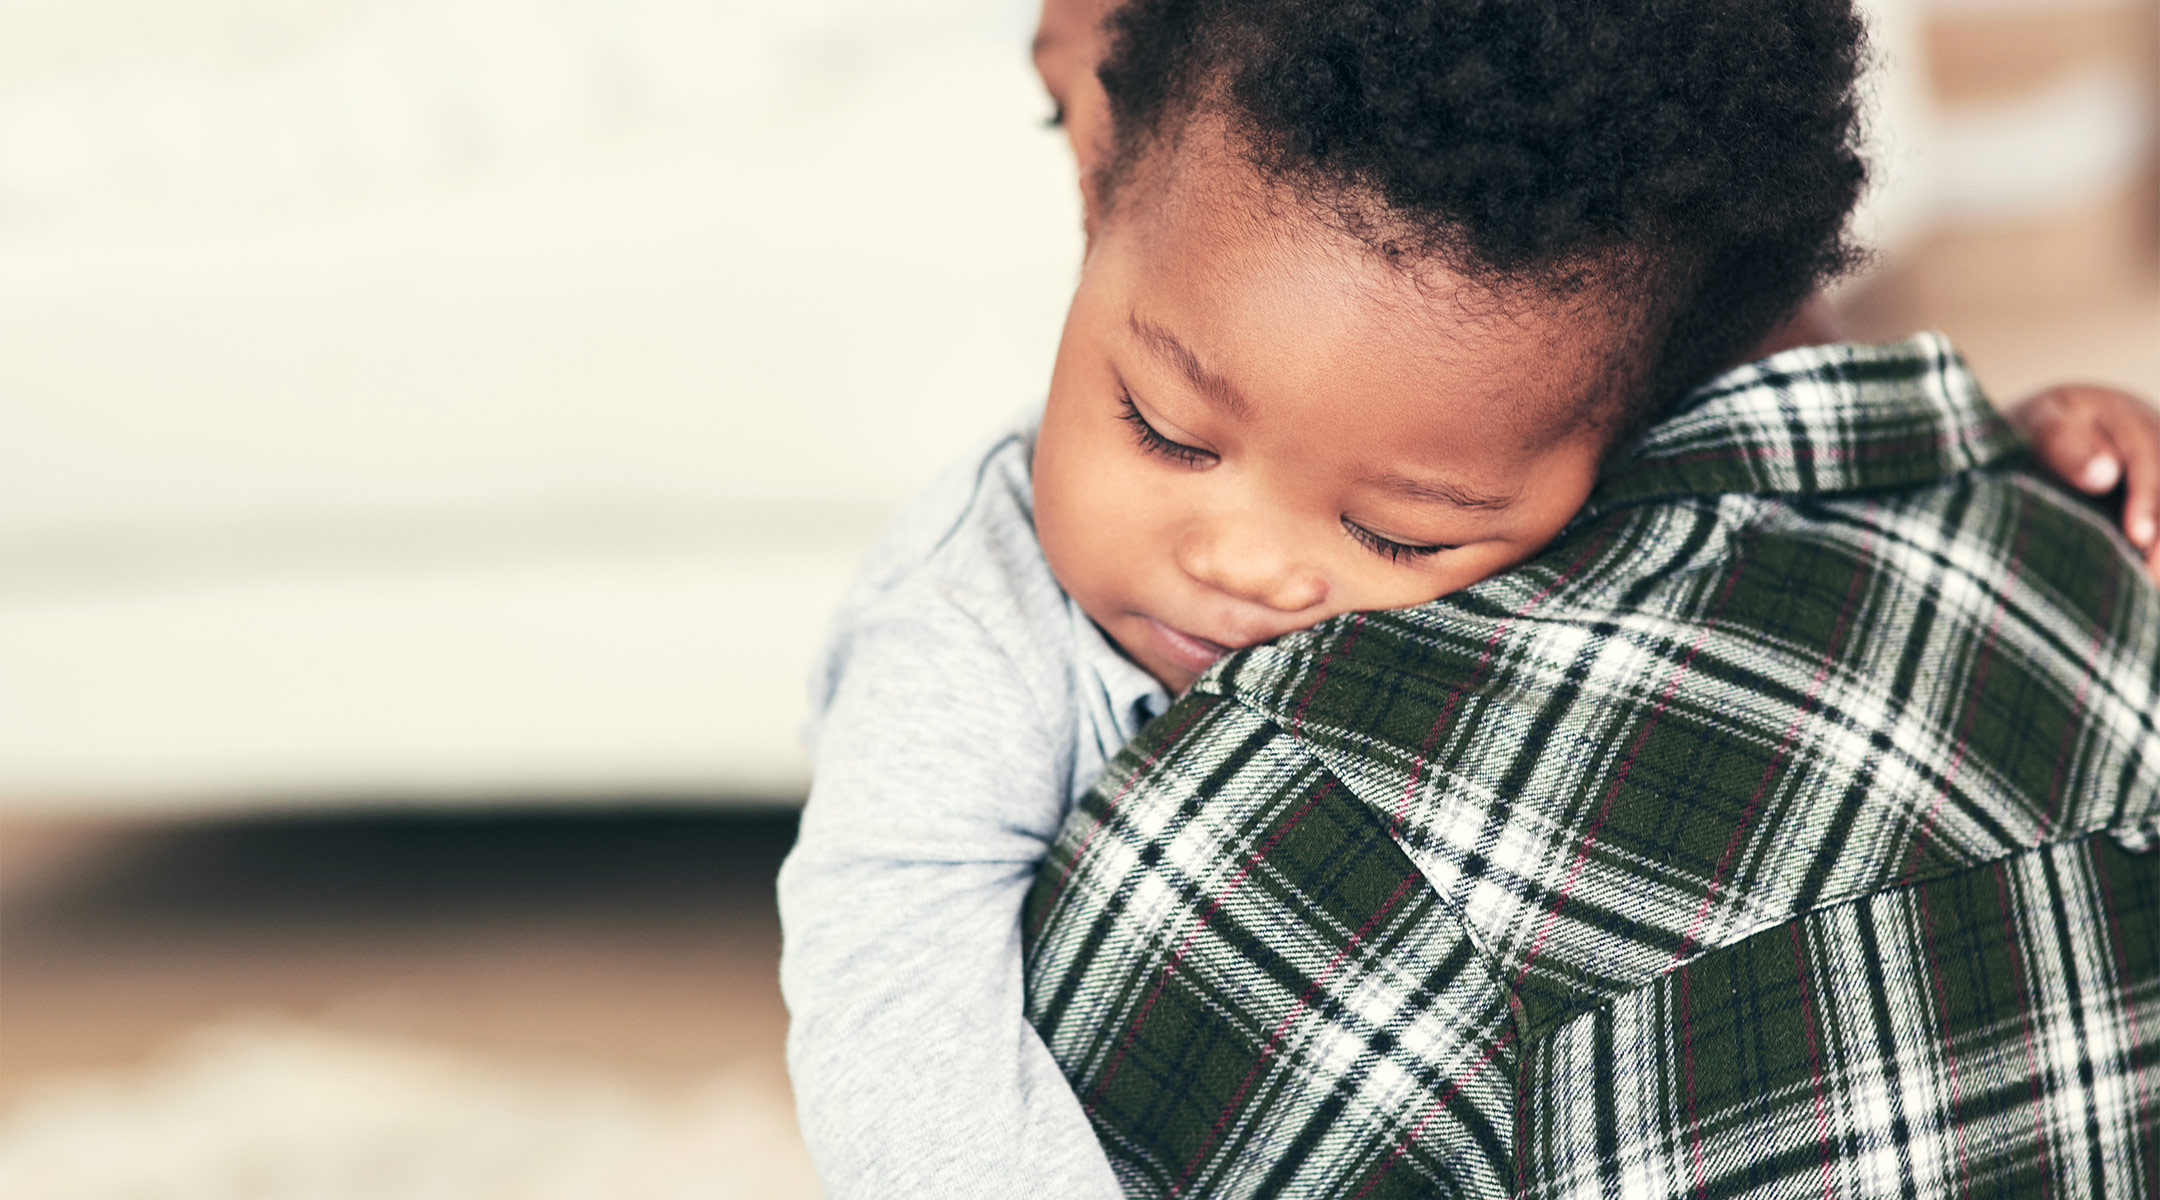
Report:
2133,514,2155,548
2083,456,2121,491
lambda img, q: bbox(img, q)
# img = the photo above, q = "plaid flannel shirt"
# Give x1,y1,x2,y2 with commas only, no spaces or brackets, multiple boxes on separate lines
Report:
1022,333,2160,1199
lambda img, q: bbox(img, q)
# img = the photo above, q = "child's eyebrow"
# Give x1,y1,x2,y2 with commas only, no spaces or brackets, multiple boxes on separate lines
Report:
1364,471,1516,510
1127,315,1252,419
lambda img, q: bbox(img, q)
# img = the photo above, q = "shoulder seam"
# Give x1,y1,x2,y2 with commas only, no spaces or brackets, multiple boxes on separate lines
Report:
917,432,1033,568
1217,689,1531,1051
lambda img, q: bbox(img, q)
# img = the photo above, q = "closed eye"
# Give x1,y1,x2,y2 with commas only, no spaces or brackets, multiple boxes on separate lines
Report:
1118,391,1215,467
1342,519,1454,563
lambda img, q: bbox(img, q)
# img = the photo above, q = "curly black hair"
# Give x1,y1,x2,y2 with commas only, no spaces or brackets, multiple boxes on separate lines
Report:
1094,0,1871,431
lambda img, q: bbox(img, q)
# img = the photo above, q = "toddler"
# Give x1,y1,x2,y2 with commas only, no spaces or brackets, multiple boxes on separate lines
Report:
779,1,2160,1197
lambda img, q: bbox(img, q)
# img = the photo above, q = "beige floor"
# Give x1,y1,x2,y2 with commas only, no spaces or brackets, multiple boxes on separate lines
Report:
0,811,798,1114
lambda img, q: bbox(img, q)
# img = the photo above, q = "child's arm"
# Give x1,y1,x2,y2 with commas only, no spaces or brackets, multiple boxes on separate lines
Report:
778,598,1124,1200
2008,383,2160,583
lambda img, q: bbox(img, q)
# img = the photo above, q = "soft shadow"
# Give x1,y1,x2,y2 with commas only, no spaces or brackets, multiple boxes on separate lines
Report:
3,807,801,943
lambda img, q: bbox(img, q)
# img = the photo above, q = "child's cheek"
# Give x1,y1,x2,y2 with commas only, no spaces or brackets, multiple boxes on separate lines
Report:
1038,433,1154,635
1032,421,1114,606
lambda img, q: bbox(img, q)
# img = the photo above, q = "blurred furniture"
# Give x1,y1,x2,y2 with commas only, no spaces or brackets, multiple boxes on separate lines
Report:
1845,0,2160,394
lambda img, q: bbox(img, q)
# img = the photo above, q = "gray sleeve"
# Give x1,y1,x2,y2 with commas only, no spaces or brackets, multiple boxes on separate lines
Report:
777,596,1124,1200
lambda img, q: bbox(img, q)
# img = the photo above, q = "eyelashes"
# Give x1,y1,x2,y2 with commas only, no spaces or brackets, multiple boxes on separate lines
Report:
1117,391,1215,467
1043,100,1067,129
1115,390,1457,564
1341,520,1450,562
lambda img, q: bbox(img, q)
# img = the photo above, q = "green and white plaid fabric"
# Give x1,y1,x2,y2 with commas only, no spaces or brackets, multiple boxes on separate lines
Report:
1023,333,2160,1198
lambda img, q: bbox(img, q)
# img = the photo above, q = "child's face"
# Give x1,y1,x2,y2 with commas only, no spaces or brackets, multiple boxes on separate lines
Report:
1033,137,1624,692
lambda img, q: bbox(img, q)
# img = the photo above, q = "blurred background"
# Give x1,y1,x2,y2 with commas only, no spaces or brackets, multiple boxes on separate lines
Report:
0,0,2153,1194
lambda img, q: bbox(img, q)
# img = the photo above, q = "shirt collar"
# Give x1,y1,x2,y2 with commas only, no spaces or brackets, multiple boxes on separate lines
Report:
1581,332,2026,519
1068,593,1172,729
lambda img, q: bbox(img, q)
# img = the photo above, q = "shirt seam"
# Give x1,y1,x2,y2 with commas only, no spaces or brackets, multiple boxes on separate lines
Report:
1513,823,2155,1059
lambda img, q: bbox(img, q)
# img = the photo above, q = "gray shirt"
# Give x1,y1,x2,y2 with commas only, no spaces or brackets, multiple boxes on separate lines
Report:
777,422,1168,1199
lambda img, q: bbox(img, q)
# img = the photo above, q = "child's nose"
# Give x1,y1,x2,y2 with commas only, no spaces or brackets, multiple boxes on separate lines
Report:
1174,519,1328,612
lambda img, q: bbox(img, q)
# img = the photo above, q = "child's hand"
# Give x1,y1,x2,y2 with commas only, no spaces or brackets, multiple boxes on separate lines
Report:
2009,384,2160,582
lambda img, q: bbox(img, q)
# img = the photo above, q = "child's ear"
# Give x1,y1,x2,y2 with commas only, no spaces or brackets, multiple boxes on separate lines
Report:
1079,163,1109,247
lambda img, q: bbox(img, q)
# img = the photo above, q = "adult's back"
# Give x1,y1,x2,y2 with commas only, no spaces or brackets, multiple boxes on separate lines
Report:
1023,334,2160,1199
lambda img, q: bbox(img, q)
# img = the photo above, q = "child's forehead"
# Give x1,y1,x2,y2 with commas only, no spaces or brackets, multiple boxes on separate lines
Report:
1118,120,1504,311
1106,122,1644,442
1095,173,1633,457
1157,177,1606,345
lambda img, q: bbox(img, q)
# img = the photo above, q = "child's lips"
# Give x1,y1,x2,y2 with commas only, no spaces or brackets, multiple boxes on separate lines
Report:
1141,617,1237,674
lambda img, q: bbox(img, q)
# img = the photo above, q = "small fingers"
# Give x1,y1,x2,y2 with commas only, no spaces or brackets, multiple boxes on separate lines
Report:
2013,387,2121,494
2041,384,2160,552
2102,400,2160,552
2083,448,2124,493
2008,383,2160,566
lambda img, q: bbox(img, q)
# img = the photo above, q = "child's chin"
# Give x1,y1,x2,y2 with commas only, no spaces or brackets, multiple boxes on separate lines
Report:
1130,653,1193,696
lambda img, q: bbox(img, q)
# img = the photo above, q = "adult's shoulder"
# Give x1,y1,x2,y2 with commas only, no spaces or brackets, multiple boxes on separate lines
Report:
1194,337,2160,1038
1022,689,1520,1199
